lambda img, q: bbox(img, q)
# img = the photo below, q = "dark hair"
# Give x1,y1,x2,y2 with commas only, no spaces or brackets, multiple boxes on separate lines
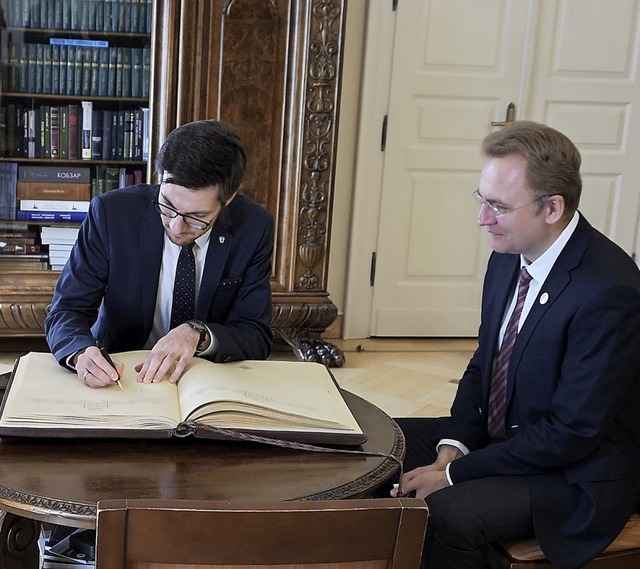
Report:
155,120,247,204
482,121,582,214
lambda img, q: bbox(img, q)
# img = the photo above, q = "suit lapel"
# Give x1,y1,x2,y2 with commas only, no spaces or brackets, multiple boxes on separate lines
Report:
507,214,593,392
196,208,234,319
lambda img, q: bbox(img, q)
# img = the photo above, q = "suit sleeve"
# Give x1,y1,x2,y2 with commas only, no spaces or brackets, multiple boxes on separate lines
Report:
44,197,111,366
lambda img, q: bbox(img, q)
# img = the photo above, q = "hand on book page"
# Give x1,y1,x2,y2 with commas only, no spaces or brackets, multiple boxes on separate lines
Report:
0,351,367,445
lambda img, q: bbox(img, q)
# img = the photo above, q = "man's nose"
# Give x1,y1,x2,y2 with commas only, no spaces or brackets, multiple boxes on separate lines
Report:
477,203,497,226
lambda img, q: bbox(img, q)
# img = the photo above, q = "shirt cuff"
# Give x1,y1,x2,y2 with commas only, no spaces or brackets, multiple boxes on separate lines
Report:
195,325,218,357
445,462,454,485
437,438,470,456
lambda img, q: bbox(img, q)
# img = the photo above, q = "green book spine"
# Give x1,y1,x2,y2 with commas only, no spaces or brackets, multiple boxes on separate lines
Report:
121,46,131,97
74,45,83,96
95,0,104,31
18,43,29,93
51,45,61,94
131,0,140,33
107,46,117,97
82,46,92,96
71,0,82,29
90,47,100,96
53,0,63,27
66,46,76,96
81,0,90,29
97,47,109,96
35,44,44,94
131,47,142,98
19,0,31,27
118,0,129,32
62,0,72,29
7,42,17,92
30,0,41,28
103,0,113,31
42,44,52,94
142,46,150,98
88,0,98,30
115,46,124,97
59,45,68,95
60,106,69,159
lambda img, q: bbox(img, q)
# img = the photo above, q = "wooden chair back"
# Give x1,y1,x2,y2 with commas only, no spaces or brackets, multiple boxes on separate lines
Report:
95,497,429,569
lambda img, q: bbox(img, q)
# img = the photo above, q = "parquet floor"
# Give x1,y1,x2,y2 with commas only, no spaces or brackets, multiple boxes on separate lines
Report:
0,338,477,418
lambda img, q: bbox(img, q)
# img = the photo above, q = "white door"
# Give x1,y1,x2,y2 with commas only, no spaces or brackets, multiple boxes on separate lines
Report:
349,0,640,338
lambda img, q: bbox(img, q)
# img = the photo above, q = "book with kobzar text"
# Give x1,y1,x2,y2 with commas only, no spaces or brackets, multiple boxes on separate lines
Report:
0,351,366,446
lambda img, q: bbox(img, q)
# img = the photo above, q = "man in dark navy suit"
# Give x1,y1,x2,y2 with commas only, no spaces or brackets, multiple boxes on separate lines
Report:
393,121,640,569
46,120,274,386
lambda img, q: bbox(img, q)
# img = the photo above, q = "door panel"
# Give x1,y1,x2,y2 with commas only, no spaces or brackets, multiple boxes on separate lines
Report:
369,0,640,337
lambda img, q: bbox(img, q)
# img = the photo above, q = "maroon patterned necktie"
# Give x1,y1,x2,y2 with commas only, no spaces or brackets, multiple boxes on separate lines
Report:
487,267,533,439
170,244,196,329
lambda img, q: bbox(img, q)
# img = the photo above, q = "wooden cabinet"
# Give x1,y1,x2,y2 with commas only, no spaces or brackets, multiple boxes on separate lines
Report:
0,0,346,367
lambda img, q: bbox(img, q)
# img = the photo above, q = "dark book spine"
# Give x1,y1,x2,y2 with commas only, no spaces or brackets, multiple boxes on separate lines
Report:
65,46,75,95
131,0,140,32
133,108,143,161
130,47,142,98
101,110,113,160
27,43,37,93
109,109,118,160
15,43,26,94
51,44,61,95
121,47,132,97
71,0,82,30
68,104,79,159
142,46,151,98
59,45,68,95
91,110,102,159
42,105,51,159
60,106,69,159
73,46,83,96
53,0,64,28
82,46,92,96
62,0,72,29
42,44,52,94
35,44,44,93
107,46,118,97
116,110,125,160
90,47,100,96
97,47,109,96
50,106,60,159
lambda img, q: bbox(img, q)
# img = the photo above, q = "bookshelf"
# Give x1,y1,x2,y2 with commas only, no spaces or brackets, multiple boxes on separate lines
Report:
0,0,347,368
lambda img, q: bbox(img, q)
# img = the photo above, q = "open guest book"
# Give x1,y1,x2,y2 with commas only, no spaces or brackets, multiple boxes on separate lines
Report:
0,351,366,446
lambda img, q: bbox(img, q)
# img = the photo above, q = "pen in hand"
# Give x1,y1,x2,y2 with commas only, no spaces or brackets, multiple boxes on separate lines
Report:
96,341,123,390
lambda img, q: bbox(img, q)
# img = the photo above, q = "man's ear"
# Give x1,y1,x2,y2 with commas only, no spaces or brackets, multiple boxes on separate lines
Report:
545,195,566,224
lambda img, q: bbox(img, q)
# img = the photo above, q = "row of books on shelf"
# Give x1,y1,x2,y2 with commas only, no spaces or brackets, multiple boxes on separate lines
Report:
1,162,144,222
3,41,151,98
3,0,152,34
0,223,79,271
0,102,149,161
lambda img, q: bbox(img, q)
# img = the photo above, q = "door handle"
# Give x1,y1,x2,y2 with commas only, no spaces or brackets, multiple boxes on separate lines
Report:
491,102,516,127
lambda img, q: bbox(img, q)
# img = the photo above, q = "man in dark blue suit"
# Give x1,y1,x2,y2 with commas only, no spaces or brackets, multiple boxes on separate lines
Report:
45,120,274,387
393,121,640,569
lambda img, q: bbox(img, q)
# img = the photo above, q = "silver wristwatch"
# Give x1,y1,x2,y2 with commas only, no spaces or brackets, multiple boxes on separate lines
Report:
185,319,209,352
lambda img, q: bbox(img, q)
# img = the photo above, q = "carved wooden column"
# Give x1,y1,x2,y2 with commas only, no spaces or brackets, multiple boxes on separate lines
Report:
158,0,347,366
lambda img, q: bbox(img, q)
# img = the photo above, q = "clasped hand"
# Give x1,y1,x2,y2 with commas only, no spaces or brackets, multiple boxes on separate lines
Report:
391,444,463,499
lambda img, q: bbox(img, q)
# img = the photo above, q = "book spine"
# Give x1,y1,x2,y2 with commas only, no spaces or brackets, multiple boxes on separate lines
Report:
27,43,37,93
82,46,92,96
18,43,29,94
91,110,102,159
43,44,53,94
16,182,91,201
41,106,50,159
81,101,92,159
19,164,91,183
0,244,42,255
67,104,79,159
35,44,45,94
50,106,60,159
16,210,87,222
51,44,61,95
101,110,113,160
74,46,83,96
27,109,36,159
19,199,90,212
60,106,69,159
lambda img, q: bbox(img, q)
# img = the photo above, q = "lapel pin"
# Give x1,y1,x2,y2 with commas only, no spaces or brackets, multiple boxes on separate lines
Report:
540,292,549,305
219,236,225,244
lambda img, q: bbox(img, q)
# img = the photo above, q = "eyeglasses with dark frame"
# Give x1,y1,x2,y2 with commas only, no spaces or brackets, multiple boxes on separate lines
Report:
153,200,220,231
473,189,552,219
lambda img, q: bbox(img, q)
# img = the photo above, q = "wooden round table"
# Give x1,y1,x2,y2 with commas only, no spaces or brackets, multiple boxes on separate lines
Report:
0,391,403,529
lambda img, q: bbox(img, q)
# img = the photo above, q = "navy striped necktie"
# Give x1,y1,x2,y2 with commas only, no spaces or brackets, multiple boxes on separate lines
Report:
487,267,533,439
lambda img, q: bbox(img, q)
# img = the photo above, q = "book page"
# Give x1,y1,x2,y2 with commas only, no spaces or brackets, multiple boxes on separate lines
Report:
0,352,181,430
177,359,363,434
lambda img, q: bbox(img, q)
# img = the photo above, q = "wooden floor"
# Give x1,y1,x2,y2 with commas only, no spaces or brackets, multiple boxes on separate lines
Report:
0,338,477,419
